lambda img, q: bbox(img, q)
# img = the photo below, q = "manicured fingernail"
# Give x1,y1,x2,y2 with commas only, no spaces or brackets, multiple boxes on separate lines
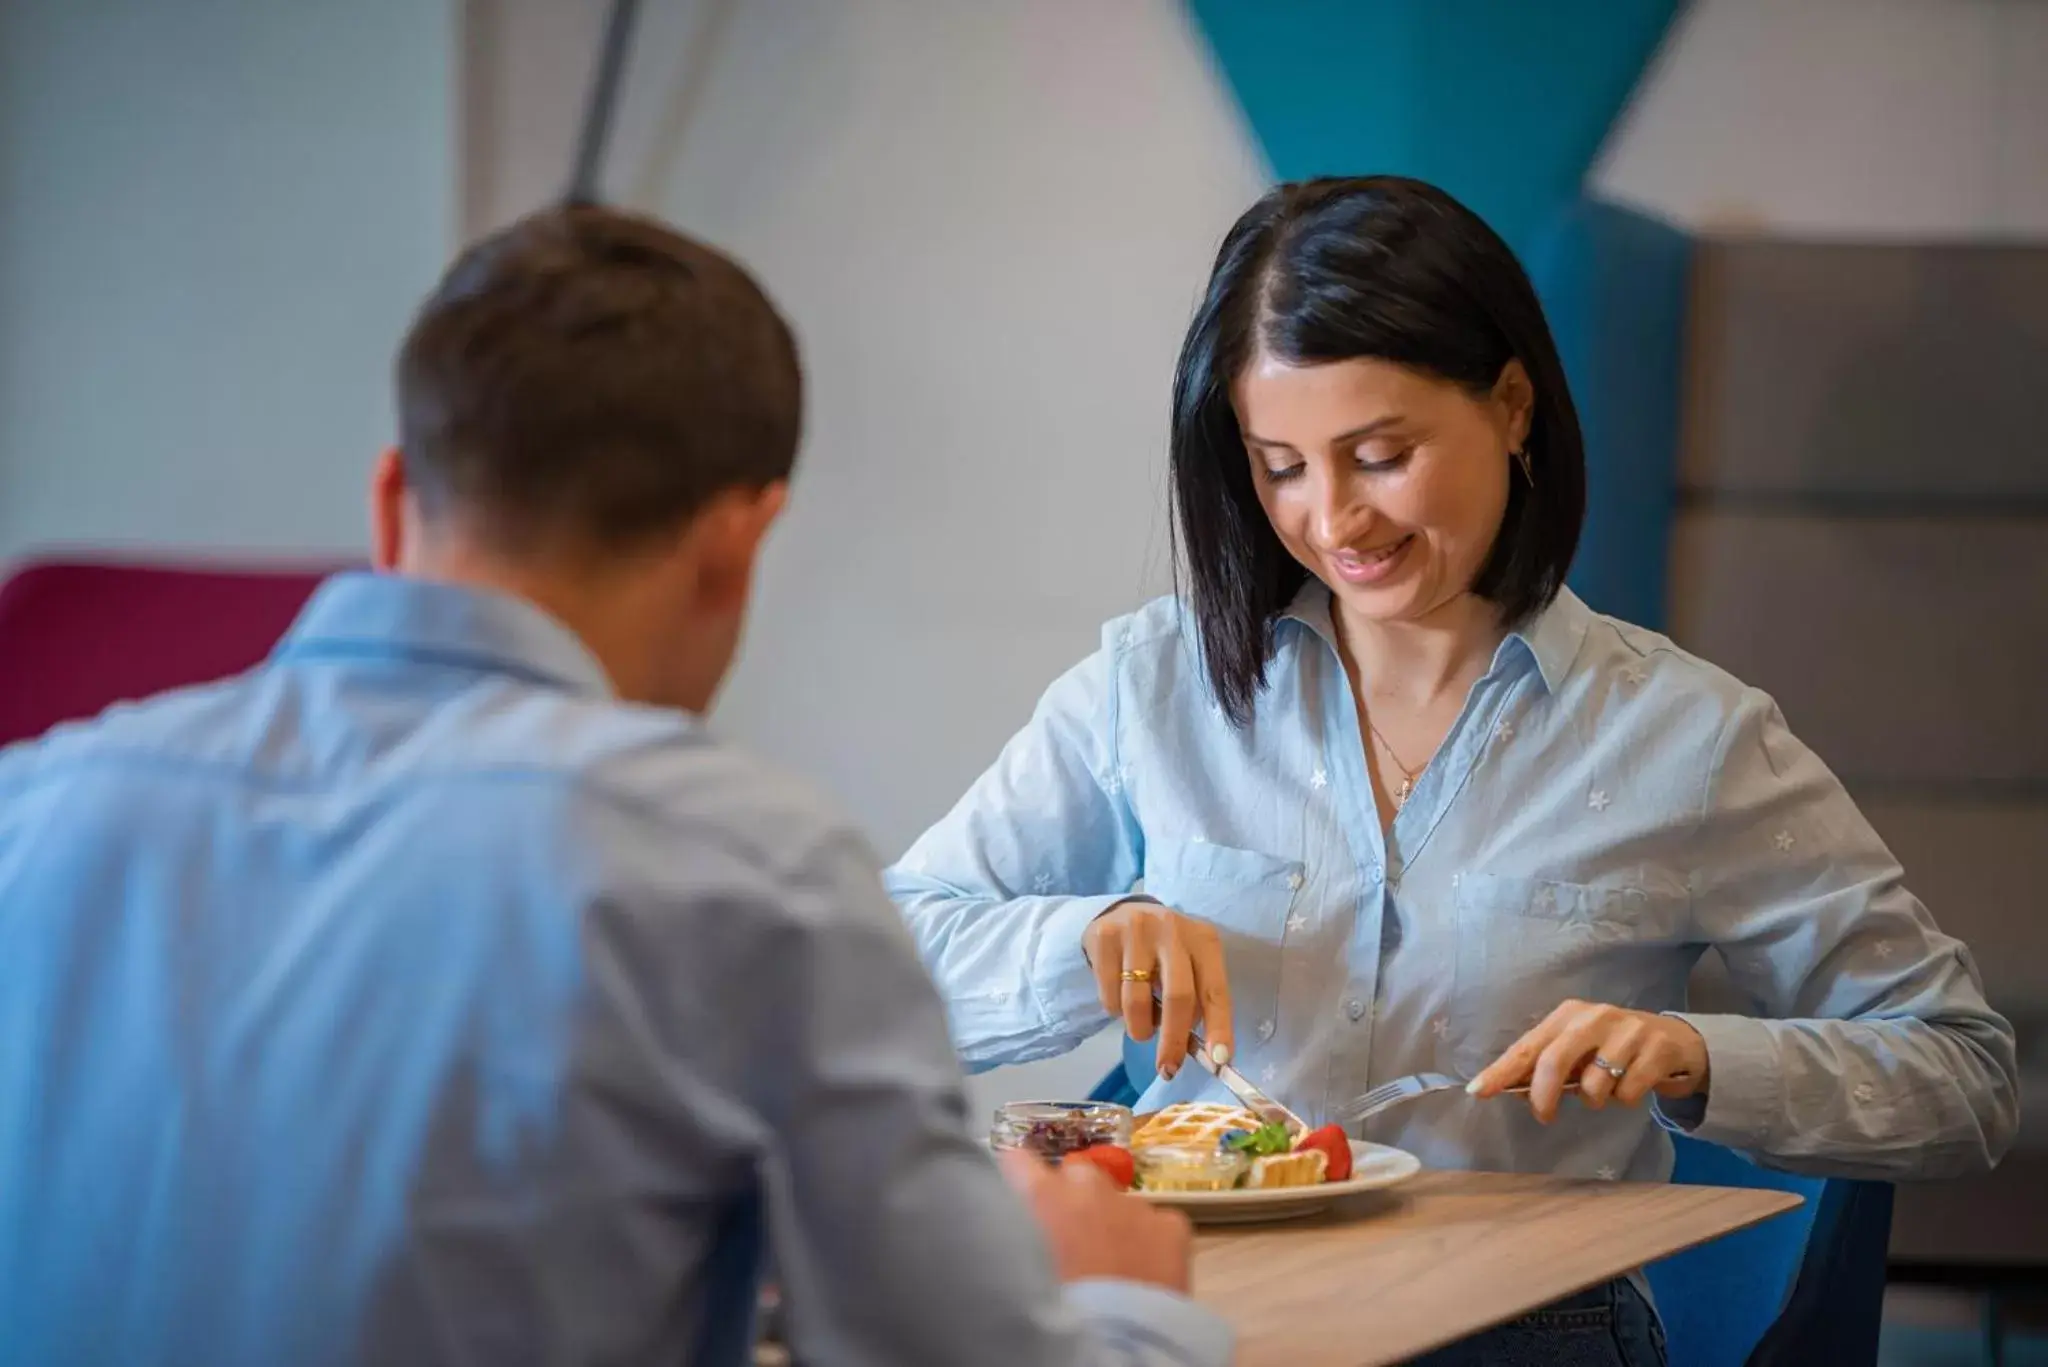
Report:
1465,1078,1483,1095
1162,1062,1178,1080
1210,1043,1231,1065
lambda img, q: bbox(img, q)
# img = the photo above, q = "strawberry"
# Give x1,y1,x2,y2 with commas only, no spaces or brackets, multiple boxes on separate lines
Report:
1066,1144,1136,1190
1293,1124,1351,1183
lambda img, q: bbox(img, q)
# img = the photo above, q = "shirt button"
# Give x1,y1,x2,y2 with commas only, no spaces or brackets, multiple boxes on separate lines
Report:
1257,1018,1276,1041
1365,861,1383,884
1286,871,1305,890
1346,998,1367,1022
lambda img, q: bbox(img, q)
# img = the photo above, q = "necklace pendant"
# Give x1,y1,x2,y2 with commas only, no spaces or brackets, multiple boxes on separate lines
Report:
1396,778,1412,809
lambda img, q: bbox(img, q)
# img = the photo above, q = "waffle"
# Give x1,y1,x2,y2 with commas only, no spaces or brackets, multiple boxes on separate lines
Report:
1129,1102,1262,1151
1246,1149,1328,1189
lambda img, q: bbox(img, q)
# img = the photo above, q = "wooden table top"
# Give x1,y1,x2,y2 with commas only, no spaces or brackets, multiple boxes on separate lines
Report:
1191,1170,1802,1367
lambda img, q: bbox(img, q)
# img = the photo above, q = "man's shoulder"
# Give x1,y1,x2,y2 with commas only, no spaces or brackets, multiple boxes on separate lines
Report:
0,673,271,791
574,718,867,889
0,677,857,867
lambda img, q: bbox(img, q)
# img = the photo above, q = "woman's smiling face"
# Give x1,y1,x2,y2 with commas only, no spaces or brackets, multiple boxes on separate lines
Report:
1233,350,1533,626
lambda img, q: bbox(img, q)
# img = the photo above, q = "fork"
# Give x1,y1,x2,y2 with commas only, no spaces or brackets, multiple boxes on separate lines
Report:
1334,1071,1614,1125
1332,1072,1498,1126
1334,1067,1689,1127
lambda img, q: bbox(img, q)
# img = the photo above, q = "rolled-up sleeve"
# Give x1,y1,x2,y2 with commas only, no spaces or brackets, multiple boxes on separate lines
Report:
885,636,1144,1070
1659,687,2021,1179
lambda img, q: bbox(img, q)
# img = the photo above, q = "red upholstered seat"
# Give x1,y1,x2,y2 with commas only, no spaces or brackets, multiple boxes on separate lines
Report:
0,557,341,748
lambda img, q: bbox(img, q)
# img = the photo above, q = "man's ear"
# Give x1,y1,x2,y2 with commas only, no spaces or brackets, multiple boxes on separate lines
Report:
369,448,410,571
693,482,788,613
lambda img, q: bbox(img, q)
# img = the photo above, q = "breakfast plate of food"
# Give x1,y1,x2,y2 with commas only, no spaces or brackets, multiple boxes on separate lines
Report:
991,1099,1420,1224
1118,1102,1420,1223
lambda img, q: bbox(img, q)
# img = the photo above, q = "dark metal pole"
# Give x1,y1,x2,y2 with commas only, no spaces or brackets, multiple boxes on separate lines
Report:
565,0,643,204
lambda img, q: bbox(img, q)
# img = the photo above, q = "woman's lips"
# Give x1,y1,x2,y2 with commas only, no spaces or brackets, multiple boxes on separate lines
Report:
1328,535,1413,585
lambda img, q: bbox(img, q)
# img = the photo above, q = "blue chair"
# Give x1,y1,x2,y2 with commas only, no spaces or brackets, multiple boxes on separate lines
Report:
1649,1134,1893,1367
1085,1036,1147,1107
1090,1051,1892,1365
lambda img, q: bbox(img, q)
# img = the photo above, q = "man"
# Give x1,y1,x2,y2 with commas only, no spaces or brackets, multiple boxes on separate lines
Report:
0,205,1230,1366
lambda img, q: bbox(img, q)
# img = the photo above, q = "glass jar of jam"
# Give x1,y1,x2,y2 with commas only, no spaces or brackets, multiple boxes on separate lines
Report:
989,1100,1133,1161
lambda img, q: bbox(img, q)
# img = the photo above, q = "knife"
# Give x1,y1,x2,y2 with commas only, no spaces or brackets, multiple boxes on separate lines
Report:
1150,989,1306,1138
1187,1033,1308,1139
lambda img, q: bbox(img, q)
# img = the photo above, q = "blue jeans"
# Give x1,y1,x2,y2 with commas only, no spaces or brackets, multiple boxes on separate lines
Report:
1406,1278,1667,1367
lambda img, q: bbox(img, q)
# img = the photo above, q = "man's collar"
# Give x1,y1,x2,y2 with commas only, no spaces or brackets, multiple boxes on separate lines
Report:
275,572,614,696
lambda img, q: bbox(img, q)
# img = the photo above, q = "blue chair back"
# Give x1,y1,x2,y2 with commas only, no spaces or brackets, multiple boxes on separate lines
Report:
1525,197,1692,632
1648,1136,1821,1364
1085,1033,1151,1108
1647,1134,1892,1367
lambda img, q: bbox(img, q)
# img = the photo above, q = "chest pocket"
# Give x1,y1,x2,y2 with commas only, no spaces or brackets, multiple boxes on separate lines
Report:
1140,840,1303,1045
1448,873,1691,1078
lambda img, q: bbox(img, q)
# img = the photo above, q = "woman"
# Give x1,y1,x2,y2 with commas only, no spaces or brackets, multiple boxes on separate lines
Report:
887,178,2017,1364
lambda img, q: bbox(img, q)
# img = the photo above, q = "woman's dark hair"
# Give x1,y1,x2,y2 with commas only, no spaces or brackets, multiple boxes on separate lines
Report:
1169,176,1585,722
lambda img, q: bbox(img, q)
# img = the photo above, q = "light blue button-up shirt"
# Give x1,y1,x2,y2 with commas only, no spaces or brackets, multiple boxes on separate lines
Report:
889,586,2018,1184
0,573,1230,1367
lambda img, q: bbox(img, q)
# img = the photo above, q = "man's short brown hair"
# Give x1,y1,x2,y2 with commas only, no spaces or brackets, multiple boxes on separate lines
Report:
396,204,802,550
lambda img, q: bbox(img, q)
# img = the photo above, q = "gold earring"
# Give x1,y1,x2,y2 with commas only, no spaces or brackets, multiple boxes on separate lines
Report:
1514,448,1534,484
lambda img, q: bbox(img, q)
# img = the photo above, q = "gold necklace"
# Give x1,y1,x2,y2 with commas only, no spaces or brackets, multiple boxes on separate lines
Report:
1332,608,1437,811
1365,717,1424,809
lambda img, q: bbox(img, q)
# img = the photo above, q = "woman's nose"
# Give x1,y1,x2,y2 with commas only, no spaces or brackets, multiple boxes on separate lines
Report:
1311,467,1368,548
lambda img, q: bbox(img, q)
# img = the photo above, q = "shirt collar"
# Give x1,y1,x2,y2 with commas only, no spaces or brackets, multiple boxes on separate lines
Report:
1278,580,1592,695
1278,578,1338,642
1504,586,1593,694
275,572,615,697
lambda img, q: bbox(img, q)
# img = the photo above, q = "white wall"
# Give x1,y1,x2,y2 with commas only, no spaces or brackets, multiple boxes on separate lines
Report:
1595,0,2048,239
0,0,454,561
464,0,1268,1112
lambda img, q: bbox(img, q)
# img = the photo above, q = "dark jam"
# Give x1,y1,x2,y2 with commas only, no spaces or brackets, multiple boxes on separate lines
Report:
990,1101,1133,1160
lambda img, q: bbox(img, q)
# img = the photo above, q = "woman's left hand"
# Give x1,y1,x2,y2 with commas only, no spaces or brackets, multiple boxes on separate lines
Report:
1468,1000,1710,1123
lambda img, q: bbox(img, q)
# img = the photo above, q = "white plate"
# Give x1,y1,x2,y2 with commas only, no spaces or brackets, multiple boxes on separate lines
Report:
1136,1141,1421,1224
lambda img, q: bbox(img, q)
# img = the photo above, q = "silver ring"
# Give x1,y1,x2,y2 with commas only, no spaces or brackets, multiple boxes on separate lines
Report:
1593,1055,1627,1081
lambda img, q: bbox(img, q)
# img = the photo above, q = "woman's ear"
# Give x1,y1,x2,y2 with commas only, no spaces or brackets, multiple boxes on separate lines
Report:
1494,359,1536,454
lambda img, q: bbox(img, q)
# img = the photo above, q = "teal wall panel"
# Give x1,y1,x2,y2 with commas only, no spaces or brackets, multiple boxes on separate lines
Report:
1184,1,1681,254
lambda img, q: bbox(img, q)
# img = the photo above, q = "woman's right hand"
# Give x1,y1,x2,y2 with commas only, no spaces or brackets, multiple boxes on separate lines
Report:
1082,900,1234,1080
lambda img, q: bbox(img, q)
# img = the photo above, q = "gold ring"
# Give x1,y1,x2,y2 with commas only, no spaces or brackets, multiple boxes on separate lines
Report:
1119,968,1156,983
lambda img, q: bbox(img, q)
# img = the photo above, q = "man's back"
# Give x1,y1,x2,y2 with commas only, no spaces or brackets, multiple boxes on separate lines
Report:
0,198,1231,1367
0,575,850,1365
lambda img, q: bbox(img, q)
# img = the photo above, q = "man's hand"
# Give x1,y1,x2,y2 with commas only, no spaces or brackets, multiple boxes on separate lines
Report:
998,1150,1195,1292
1467,1000,1709,1124
1082,901,1233,1079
